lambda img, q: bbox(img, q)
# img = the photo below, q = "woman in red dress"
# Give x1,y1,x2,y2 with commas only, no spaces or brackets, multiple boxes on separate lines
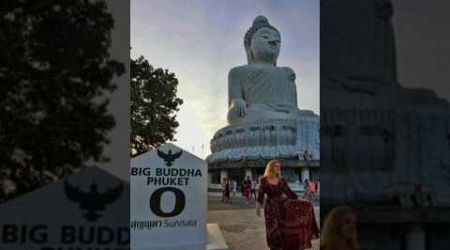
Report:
256,160,319,250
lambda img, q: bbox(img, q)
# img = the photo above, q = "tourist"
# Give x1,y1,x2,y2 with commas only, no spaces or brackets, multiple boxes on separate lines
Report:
243,176,252,203
321,206,360,250
221,178,226,202
303,179,310,200
309,179,317,201
303,150,309,161
231,179,237,199
314,179,319,199
256,160,319,250
224,178,231,204
251,178,258,200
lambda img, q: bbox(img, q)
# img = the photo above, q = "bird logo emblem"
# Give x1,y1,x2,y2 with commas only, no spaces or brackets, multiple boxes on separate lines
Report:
157,149,183,167
64,180,123,222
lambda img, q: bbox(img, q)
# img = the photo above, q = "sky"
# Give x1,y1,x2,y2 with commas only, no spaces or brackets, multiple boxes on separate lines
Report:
131,0,320,159
98,0,450,179
392,0,450,101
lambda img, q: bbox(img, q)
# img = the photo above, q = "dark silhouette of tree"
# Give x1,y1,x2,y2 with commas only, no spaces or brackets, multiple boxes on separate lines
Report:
0,0,125,203
131,56,183,156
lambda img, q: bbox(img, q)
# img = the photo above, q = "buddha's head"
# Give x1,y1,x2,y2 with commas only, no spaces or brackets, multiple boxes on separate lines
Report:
244,16,281,65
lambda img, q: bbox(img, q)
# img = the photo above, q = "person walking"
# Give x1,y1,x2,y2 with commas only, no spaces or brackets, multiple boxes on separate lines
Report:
313,179,319,201
224,178,231,204
256,160,319,250
243,176,252,203
303,179,311,200
309,179,317,201
251,178,258,200
231,179,237,201
221,178,226,202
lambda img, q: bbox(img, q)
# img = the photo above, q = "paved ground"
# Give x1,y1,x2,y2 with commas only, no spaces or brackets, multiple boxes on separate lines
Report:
208,192,320,210
207,194,320,250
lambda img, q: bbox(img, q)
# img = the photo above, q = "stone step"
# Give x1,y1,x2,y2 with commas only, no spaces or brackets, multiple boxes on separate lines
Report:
207,223,229,250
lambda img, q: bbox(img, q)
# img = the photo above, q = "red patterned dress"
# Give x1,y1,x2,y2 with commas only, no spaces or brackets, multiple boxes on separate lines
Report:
257,177,319,250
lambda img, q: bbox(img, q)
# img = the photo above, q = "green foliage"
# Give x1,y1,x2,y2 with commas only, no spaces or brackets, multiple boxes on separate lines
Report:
0,0,124,202
131,56,183,156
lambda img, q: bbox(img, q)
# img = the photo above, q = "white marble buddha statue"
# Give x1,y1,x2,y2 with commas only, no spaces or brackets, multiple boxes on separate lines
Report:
208,16,319,165
227,16,300,125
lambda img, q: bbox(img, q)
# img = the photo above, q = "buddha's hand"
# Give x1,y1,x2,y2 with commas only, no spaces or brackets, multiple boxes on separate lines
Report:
231,98,247,117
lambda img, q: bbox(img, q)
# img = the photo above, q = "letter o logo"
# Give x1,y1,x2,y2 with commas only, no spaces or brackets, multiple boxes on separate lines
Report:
149,187,186,217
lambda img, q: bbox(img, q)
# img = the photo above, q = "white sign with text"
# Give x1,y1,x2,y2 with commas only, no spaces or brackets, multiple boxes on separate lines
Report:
130,143,207,249
0,166,130,250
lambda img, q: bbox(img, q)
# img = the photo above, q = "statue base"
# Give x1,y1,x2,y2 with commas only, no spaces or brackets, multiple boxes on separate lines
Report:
207,113,319,165
207,114,319,186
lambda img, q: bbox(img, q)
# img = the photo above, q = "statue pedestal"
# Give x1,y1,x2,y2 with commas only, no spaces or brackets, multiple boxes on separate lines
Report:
207,114,319,185
208,114,319,165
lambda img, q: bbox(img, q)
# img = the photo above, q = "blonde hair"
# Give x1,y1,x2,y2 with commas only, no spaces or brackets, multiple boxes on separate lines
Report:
321,206,360,250
262,160,282,179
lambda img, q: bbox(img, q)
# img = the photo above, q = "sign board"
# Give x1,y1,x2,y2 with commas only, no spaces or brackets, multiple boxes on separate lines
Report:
0,166,130,250
130,143,207,249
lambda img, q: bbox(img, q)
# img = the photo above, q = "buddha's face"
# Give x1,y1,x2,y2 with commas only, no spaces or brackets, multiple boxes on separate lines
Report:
250,27,280,64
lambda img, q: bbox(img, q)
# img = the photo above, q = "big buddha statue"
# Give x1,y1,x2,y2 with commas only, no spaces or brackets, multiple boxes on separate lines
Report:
227,16,300,125
207,16,319,181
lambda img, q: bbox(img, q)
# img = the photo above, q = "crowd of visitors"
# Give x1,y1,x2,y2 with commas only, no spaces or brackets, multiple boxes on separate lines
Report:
220,176,260,204
220,175,319,204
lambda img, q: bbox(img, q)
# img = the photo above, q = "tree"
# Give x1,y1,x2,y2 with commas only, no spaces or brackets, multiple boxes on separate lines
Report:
0,0,125,202
131,56,183,156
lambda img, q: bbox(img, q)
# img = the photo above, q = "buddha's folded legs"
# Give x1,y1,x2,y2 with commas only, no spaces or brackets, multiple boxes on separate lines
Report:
227,103,299,125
